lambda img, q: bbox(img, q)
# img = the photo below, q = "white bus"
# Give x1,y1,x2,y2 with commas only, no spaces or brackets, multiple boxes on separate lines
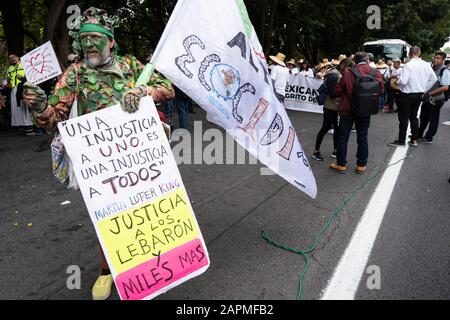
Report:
363,39,411,63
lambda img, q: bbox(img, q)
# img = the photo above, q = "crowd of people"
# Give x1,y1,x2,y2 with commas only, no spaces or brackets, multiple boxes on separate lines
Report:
267,47,450,174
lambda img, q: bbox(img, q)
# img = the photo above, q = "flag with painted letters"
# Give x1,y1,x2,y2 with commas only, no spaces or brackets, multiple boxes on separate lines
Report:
152,0,317,198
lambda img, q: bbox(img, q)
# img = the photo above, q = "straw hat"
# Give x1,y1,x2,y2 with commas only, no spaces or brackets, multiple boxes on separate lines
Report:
286,59,296,66
337,54,347,63
322,58,330,64
376,60,387,68
331,59,340,66
269,52,286,67
316,62,330,71
317,62,331,71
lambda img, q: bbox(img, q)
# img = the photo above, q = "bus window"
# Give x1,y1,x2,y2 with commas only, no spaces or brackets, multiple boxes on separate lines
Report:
383,44,403,60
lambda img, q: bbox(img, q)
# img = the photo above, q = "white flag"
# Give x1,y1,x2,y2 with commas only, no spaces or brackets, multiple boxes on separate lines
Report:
152,0,317,198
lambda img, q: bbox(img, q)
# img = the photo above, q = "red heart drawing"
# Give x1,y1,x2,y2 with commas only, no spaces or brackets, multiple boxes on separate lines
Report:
30,53,45,74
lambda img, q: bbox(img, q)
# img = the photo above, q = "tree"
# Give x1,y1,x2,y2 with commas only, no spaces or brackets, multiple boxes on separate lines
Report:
3,0,450,68
0,0,24,55
244,0,450,64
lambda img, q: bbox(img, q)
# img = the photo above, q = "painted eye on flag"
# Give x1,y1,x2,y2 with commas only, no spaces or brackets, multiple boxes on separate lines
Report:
210,64,241,101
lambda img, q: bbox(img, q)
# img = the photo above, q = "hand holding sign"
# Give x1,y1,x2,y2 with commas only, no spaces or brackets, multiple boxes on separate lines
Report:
22,82,47,112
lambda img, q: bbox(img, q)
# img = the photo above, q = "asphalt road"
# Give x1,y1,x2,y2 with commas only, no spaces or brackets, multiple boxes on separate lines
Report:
0,102,449,300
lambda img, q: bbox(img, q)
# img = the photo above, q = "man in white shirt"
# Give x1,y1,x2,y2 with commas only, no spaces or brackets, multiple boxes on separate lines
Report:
388,46,437,147
417,51,450,143
269,52,289,104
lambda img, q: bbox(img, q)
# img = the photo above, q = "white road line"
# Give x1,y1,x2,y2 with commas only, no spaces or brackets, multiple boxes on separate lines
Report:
321,127,412,300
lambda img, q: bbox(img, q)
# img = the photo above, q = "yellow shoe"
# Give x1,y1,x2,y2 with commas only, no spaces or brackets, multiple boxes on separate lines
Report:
355,165,366,174
92,274,113,300
330,163,347,174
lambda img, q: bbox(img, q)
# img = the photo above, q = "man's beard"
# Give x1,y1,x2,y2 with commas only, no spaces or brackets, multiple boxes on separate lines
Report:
85,49,113,68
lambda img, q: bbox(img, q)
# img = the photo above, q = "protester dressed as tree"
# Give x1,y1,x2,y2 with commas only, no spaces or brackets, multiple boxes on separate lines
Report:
22,7,175,300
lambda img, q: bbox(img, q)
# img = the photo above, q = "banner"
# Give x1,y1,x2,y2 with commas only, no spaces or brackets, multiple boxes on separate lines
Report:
284,74,324,113
152,0,317,198
58,97,209,300
21,41,62,85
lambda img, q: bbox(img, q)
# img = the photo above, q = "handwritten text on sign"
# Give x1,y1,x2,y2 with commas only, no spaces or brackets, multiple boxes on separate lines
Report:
58,97,209,300
21,41,62,85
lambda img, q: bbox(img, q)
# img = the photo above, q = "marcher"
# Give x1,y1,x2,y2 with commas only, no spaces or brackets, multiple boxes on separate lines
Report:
387,58,402,112
315,62,331,80
376,60,390,110
388,46,437,147
330,52,384,174
22,7,175,300
7,53,34,131
269,52,289,103
286,59,298,75
299,60,314,77
173,86,190,130
417,51,450,143
368,53,376,68
312,59,355,161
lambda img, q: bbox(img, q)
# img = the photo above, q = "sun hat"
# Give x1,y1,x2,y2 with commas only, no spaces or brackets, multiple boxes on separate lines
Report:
269,52,286,67
286,58,297,66
376,59,388,68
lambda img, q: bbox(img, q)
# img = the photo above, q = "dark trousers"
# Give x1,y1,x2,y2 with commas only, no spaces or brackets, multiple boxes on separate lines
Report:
337,115,371,167
163,99,174,117
387,90,399,111
173,98,189,129
418,99,444,141
396,92,423,142
315,108,339,151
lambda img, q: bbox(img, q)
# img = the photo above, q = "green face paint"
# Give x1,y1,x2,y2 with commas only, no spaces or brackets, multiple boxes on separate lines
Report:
80,32,112,68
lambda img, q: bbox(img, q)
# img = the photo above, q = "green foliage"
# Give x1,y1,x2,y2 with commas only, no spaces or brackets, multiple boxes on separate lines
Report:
245,0,450,63
74,0,178,61
2,0,450,69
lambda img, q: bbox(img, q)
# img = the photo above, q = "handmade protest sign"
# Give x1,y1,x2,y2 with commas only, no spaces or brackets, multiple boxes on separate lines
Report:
152,0,317,198
284,75,324,113
58,97,209,300
21,41,62,85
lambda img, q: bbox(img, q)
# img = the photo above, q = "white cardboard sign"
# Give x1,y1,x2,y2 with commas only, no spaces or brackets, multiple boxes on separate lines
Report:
21,41,62,85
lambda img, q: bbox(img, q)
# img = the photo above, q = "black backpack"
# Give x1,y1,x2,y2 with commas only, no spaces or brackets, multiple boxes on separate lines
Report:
438,67,450,102
350,67,380,117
